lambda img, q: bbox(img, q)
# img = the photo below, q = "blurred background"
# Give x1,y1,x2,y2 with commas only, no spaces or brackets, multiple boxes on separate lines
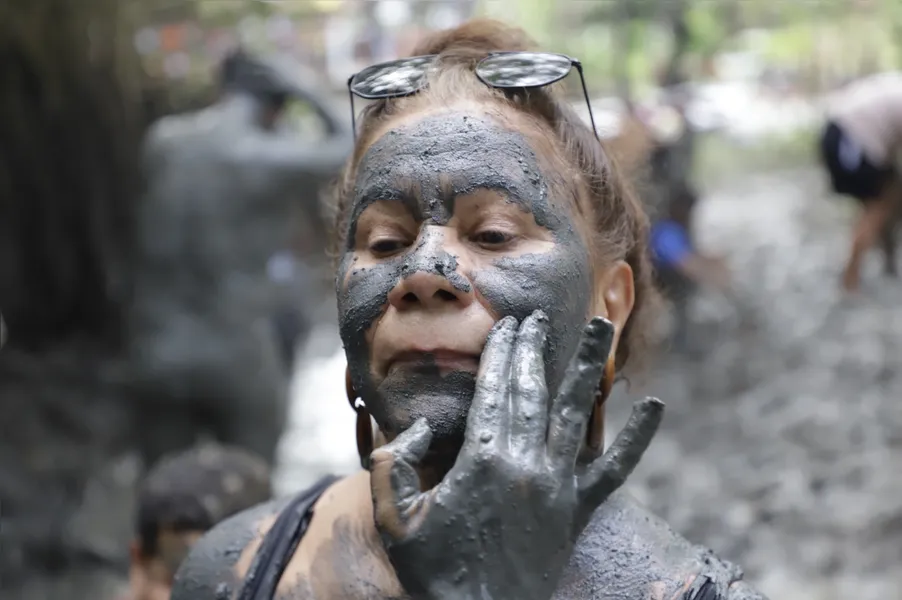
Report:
2,1,902,599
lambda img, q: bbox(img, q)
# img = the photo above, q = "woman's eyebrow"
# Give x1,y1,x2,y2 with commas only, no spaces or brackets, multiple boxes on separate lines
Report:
449,182,536,213
352,186,422,223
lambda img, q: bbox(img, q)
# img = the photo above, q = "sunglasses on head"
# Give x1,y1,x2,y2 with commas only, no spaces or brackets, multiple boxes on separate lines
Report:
346,51,598,140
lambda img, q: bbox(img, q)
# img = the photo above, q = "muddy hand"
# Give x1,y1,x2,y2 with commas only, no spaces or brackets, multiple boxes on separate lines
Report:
368,311,664,600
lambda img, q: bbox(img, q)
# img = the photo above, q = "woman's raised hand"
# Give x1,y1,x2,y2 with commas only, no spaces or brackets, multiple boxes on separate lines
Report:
368,310,664,600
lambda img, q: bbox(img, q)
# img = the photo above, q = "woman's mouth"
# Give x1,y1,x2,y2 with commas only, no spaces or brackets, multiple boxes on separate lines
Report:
387,349,481,375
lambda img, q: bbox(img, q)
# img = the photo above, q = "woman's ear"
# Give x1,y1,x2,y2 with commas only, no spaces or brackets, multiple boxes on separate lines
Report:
592,260,635,354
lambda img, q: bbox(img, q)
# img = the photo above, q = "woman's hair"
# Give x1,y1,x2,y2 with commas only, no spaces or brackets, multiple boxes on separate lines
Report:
330,19,660,373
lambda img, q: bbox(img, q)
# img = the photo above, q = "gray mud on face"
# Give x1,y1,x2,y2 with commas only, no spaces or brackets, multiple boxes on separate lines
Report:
280,166,902,600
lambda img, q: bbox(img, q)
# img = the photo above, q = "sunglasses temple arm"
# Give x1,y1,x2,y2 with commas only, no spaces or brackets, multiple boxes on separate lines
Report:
347,89,357,140
574,63,598,140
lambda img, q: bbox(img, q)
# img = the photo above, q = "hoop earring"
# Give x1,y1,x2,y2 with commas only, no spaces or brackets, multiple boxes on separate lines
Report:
346,367,374,468
586,356,615,452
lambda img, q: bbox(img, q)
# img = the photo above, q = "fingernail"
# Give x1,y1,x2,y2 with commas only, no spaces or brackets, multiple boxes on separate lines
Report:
589,315,614,329
641,397,665,412
587,316,615,340
532,309,549,323
489,316,516,335
498,315,518,329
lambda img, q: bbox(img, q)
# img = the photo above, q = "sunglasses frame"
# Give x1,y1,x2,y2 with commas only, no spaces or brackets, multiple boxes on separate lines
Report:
346,51,598,140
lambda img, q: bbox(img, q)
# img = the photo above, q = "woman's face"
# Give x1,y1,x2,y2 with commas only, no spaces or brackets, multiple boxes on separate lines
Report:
337,109,625,445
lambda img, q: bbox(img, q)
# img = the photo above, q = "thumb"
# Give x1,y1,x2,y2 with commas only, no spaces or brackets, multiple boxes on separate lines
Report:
369,418,433,541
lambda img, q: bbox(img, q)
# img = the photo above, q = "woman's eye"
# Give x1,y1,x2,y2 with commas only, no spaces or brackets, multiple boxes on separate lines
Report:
472,230,514,247
369,238,408,255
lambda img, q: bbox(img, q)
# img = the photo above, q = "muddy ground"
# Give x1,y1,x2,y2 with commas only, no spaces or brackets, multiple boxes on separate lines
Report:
605,167,902,600
280,163,902,600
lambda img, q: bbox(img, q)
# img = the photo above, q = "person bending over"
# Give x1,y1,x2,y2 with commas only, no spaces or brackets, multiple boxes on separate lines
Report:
820,71,902,292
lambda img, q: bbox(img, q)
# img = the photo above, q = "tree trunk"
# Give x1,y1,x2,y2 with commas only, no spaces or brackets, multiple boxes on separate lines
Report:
0,0,151,597
661,0,691,87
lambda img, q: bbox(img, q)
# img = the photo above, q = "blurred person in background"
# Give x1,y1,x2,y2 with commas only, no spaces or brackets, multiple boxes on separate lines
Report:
267,233,318,372
648,86,697,200
643,87,729,352
651,182,731,352
820,71,902,292
120,443,271,600
129,47,352,467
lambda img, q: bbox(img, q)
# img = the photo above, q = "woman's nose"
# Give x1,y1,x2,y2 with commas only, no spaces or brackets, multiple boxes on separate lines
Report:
387,269,475,311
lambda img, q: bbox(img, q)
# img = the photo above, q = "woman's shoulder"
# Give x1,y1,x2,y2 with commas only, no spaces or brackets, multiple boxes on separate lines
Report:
557,490,768,600
170,474,351,600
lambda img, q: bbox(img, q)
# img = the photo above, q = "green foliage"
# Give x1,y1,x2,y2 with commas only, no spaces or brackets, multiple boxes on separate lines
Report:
195,0,272,25
685,3,725,57
761,22,816,65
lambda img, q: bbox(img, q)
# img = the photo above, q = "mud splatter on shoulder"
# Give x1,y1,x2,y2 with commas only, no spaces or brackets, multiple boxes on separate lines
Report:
300,515,408,600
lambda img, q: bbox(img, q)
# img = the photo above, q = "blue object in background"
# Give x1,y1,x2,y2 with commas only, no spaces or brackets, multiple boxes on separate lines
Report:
651,219,692,269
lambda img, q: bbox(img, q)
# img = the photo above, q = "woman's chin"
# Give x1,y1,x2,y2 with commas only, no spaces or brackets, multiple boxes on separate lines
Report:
376,369,476,444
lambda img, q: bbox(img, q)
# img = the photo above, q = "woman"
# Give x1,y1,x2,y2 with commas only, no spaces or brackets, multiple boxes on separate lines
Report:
820,72,902,292
172,20,765,600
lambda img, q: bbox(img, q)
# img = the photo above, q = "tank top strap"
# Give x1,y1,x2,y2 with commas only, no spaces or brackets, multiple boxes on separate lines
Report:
236,475,340,600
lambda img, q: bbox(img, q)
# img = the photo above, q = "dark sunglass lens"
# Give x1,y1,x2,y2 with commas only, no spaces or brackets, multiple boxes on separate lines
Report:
350,55,434,99
476,52,572,88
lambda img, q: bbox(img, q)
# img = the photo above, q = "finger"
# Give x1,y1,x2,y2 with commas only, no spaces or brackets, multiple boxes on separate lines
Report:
462,316,517,453
509,310,550,460
578,397,664,508
369,418,432,540
546,317,615,472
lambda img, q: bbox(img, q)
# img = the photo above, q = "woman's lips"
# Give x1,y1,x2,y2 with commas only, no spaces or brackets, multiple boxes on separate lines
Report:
387,349,481,374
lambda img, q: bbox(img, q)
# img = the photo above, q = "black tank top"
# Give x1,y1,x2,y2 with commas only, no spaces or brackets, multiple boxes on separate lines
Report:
236,475,339,600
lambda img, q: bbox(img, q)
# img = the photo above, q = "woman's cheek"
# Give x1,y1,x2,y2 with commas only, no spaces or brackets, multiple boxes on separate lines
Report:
337,256,401,392
472,246,591,393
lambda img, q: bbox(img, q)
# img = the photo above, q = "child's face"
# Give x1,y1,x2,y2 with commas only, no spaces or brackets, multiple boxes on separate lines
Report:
129,530,206,600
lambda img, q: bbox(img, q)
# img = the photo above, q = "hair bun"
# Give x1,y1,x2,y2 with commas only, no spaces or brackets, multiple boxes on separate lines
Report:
411,18,536,60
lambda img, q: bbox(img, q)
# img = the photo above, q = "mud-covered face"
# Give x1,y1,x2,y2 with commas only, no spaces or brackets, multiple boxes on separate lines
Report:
336,111,592,445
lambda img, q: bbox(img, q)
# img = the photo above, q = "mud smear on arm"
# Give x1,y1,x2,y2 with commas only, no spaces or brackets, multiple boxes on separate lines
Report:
271,515,407,600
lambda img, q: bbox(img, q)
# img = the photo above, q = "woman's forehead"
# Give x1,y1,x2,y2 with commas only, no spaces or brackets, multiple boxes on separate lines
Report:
352,113,553,226
351,110,573,230
359,103,565,173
